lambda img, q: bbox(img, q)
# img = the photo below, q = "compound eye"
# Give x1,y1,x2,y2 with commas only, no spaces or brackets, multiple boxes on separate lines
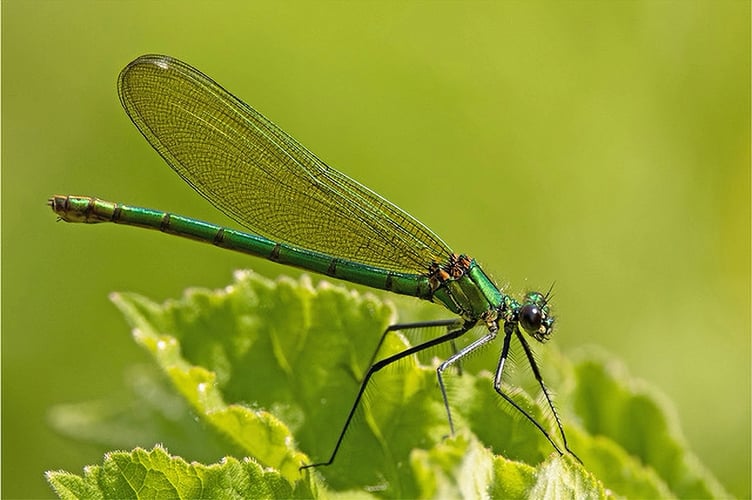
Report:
519,304,542,334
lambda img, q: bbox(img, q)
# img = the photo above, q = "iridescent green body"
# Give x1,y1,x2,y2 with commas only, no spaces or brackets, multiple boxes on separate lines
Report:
50,195,434,299
49,54,577,468
49,195,513,326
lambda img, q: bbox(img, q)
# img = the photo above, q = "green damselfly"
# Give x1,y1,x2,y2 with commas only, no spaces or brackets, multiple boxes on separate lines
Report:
49,54,579,468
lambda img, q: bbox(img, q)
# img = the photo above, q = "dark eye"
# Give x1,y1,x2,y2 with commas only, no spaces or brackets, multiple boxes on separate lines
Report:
519,304,542,333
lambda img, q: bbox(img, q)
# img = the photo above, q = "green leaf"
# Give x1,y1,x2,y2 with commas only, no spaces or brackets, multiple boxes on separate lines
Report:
47,270,728,498
46,445,316,499
568,349,730,499
489,454,606,500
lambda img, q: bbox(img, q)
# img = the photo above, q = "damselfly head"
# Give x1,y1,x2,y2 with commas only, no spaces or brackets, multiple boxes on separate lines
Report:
518,291,554,342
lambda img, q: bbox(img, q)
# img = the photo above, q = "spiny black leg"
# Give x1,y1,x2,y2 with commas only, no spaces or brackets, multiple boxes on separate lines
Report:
493,322,565,457
300,320,472,470
364,319,462,379
514,328,582,464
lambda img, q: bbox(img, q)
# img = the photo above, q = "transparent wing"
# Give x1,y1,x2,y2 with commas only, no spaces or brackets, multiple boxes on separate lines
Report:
117,54,453,274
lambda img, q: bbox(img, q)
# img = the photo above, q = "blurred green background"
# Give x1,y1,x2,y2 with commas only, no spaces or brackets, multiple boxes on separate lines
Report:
3,1,749,498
